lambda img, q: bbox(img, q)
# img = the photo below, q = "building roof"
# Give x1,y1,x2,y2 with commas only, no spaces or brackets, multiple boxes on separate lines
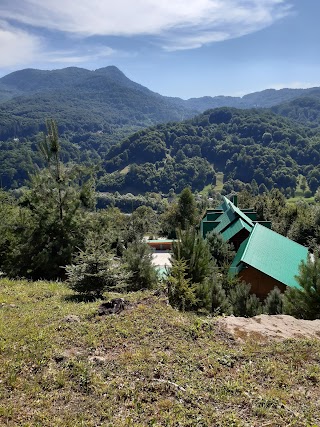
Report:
230,223,308,289
221,218,252,242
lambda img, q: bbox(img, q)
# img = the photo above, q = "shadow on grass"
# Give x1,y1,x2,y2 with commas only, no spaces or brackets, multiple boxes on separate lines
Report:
63,294,105,303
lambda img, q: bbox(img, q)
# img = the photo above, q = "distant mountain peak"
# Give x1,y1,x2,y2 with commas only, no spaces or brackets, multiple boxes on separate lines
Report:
95,65,124,75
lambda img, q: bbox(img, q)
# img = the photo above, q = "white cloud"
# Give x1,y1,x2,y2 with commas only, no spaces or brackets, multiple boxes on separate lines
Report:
0,0,292,50
0,21,42,67
45,46,116,64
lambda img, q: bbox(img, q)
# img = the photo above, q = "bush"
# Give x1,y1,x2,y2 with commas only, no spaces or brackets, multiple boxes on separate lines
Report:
122,241,158,291
264,287,283,314
284,254,320,319
229,282,262,317
65,234,128,297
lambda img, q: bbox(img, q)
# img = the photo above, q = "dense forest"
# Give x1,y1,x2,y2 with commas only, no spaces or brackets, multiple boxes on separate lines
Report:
99,107,320,195
2,66,320,194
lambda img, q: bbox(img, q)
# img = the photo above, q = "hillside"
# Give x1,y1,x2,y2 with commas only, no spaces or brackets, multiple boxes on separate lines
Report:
0,278,319,426
271,91,320,127
0,66,319,145
2,66,320,191
98,107,320,194
0,66,195,144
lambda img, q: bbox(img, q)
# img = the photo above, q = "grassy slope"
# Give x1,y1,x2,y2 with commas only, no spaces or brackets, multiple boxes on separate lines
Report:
0,279,319,427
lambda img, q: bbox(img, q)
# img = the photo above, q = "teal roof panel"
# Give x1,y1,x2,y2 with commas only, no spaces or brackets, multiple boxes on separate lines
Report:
238,224,308,289
214,208,236,234
229,238,249,276
221,219,252,242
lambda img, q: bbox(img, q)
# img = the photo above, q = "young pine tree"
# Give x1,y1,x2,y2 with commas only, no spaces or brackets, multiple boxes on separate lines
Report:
122,240,158,291
284,254,320,319
264,287,284,315
229,282,262,317
167,259,198,311
65,233,129,297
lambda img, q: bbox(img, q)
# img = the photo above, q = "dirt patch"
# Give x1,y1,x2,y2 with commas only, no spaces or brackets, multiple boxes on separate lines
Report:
217,314,320,341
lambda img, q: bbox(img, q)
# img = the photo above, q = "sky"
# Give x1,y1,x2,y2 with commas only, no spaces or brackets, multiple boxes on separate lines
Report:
0,0,319,99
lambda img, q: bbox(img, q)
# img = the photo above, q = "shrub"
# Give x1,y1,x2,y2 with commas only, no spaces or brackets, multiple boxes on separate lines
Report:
264,287,283,314
284,254,320,319
229,282,262,317
65,233,128,297
122,240,158,291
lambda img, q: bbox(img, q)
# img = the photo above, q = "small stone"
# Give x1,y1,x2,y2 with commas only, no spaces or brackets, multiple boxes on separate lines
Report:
63,314,81,323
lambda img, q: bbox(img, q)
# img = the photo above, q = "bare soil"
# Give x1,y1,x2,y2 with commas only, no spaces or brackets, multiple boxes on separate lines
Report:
218,314,320,341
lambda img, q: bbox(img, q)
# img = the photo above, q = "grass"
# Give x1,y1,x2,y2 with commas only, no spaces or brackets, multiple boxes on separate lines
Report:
0,278,320,426
120,166,130,175
287,175,316,204
200,172,224,196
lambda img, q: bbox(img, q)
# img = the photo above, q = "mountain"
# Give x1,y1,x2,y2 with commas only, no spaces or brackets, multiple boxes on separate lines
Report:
1,66,320,146
0,66,196,144
2,65,320,192
271,90,320,127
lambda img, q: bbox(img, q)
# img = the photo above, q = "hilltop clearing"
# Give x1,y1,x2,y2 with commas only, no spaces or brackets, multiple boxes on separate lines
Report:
0,279,319,426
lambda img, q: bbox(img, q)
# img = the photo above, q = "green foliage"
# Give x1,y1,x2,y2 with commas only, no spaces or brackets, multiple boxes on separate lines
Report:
284,254,320,319
206,231,235,267
167,259,198,311
263,287,284,314
2,68,320,196
122,241,158,291
176,187,198,229
0,122,96,280
229,282,262,317
65,233,128,297
172,227,213,287
209,275,232,315
101,107,317,194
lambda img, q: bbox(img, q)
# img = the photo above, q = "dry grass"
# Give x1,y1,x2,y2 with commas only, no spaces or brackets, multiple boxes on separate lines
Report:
0,278,319,426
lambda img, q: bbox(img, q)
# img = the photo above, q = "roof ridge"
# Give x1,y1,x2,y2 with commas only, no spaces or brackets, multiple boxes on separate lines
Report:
240,224,257,262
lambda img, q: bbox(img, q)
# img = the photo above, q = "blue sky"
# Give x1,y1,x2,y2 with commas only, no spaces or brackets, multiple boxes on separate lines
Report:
0,0,319,98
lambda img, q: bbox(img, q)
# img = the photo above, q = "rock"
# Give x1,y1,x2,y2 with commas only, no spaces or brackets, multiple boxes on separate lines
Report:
98,298,127,315
88,355,107,364
63,314,81,323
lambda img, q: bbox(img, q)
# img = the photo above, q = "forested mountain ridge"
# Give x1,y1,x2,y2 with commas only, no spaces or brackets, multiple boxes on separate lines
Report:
1,65,320,145
271,90,320,127
2,66,320,192
98,107,320,195
0,66,197,144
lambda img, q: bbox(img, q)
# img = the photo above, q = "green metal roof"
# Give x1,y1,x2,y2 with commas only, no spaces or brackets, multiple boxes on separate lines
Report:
229,203,254,227
232,224,308,289
221,219,252,242
229,237,249,275
214,208,236,234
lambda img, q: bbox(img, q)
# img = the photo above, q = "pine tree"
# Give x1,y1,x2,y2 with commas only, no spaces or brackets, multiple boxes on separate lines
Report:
284,254,320,319
176,187,197,230
229,282,262,317
123,240,158,291
4,120,96,280
264,287,283,315
167,259,197,311
206,231,235,267
172,227,213,286
65,233,129,297
210,275,232,315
